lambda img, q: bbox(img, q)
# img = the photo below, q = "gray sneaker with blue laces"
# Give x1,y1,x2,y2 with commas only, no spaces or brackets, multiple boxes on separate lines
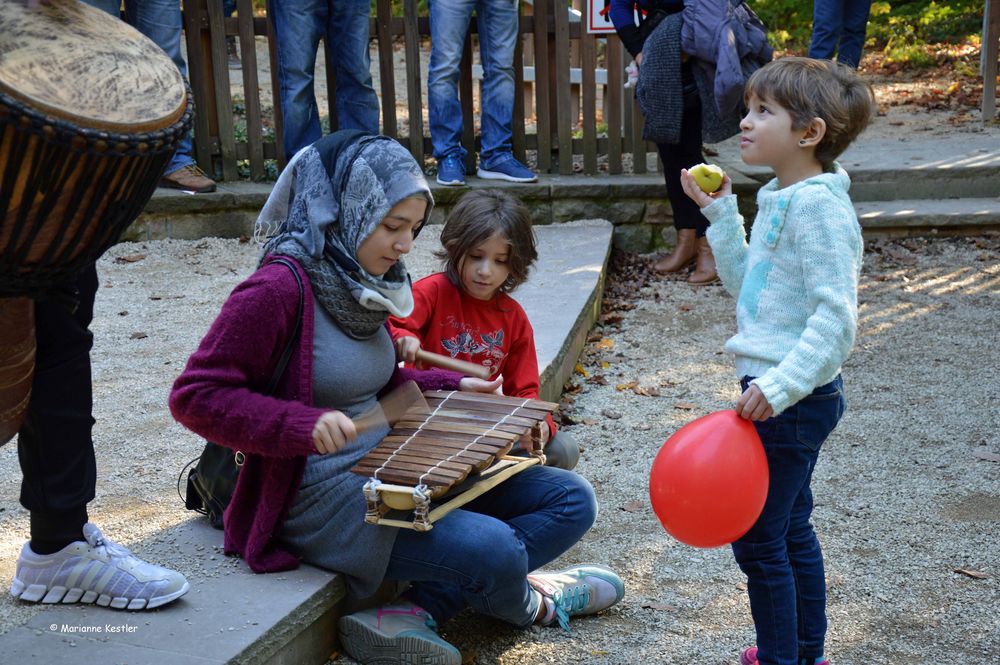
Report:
528,563,625,631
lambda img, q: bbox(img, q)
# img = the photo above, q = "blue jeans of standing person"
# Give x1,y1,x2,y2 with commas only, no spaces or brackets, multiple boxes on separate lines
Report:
80,0,194,175
808,0,873,68
428,0,519,168
732,376,846,665
386,466,597,626
268,0,380,159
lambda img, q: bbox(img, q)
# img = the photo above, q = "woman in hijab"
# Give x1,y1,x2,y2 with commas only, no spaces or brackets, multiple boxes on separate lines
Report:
170,131,624,665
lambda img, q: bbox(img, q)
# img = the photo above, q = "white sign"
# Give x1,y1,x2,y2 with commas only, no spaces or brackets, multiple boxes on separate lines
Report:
587,0,616,34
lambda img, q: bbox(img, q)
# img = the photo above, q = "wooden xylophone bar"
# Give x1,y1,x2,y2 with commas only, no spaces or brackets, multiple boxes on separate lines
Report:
351,390,558,530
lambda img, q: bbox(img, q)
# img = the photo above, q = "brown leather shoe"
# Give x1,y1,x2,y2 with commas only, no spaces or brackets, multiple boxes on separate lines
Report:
654,228,697,274
688,236,719,285
160,164,216,193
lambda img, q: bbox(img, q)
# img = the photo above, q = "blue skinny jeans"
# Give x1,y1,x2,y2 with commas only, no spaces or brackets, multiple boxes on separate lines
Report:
386,465,598,627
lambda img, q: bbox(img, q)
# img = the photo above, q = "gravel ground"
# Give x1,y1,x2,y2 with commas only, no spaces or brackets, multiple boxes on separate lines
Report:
434,236,1000,665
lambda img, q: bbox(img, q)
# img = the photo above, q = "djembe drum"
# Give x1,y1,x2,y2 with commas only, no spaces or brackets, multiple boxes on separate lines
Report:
0,0,193,444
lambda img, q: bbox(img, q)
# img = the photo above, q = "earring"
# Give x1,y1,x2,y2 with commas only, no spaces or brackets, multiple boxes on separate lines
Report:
799,140,807,145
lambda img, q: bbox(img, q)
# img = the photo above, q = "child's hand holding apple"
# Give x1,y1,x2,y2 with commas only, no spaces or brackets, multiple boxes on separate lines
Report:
680,163,731,209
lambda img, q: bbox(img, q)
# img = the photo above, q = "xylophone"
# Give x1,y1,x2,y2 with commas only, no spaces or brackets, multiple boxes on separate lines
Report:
351,390,558,531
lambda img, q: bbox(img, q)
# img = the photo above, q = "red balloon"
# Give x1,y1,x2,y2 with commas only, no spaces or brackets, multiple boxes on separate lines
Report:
649,410,769,548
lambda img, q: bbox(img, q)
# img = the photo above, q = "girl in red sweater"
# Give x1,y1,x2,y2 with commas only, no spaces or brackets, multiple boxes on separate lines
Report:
389,189,580,469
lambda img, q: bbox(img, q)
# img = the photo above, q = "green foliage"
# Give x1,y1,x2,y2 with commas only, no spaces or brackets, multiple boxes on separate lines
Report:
751,0,815,53
752,0,983,62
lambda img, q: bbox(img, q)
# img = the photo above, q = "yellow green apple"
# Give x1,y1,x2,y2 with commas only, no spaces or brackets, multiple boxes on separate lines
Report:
690,163,725,193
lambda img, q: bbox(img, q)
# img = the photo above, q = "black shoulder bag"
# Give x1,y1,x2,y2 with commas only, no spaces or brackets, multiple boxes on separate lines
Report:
180,258,305,529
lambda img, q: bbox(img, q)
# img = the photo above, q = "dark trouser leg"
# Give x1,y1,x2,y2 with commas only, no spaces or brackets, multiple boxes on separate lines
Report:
656,91,709,237
18,266,99,552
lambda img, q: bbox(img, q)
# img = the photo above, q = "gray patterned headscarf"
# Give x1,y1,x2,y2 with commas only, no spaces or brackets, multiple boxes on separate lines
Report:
255,131,433,339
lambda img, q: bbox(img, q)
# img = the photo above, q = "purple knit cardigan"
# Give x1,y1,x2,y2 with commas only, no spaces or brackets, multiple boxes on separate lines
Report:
169,257,462,573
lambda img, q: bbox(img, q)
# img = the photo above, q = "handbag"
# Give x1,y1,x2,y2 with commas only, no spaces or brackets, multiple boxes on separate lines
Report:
180,258,304,529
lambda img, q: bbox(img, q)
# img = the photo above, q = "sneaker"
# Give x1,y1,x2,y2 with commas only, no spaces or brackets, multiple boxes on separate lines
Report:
436,153,466,186
338,601,461,665
528,563,625,631
160,164,217,193
476,154,537,183
740,647,829,665
9,523,189,610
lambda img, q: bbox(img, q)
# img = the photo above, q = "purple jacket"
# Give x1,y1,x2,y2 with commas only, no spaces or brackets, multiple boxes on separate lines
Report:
169,257,462,572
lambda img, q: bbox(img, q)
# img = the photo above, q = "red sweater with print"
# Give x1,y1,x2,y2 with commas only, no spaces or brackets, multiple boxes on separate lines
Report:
388,272,557,435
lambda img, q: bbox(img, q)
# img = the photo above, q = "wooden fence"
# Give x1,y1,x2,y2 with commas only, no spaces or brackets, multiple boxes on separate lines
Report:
181,0,654,182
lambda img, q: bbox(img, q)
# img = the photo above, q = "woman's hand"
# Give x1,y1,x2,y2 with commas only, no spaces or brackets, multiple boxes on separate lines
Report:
459,374,503,394
312,410,358,454
679,169,732,209
736,384,774,422
394,336,421,364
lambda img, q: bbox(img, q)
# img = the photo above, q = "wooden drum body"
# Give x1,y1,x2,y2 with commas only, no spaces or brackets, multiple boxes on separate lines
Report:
0,0,192,444
352,391,558,531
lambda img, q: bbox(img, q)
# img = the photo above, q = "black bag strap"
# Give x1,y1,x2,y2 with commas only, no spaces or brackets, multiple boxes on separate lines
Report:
176,257,305,506
265,257,305,394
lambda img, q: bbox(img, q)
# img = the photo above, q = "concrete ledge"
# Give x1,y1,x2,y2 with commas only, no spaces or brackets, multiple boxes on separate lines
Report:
523,220,613,403
0,519,346,665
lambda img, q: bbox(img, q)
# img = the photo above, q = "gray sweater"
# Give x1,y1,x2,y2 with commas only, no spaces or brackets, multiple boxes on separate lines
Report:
279,300,399,597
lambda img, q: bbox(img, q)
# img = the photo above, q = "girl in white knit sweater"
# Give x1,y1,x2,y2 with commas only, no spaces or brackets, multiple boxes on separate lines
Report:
680,57,876,665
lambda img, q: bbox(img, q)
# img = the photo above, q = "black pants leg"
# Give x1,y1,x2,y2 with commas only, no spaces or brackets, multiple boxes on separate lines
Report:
18,265,98,548
656,91,709,237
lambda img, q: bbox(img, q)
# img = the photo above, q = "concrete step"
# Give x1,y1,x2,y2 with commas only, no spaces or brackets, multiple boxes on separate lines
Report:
856,197,1000,236
0,220,614,665
712,133,1000,202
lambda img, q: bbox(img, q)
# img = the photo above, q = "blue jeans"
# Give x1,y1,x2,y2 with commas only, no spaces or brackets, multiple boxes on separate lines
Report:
268,0,379,159
732,376,846,665
81,0,194,174
428,0,518,166
385,466,598,627
808,0,873,68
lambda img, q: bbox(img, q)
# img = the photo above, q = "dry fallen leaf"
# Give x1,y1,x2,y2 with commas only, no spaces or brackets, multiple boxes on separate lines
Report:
596,338,615,349
621,500,644,512
616,381,639,391
953,568,988,580
114,253,146,264
674,402,697,410
602,409,623,420
574,363,590,378
130,332,148,340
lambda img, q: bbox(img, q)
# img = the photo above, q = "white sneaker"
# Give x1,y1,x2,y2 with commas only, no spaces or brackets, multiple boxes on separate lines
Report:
9,523,189,610
528,564,625,631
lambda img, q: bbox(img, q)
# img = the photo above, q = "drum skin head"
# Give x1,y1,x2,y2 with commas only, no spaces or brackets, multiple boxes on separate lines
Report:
0,0,186,132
